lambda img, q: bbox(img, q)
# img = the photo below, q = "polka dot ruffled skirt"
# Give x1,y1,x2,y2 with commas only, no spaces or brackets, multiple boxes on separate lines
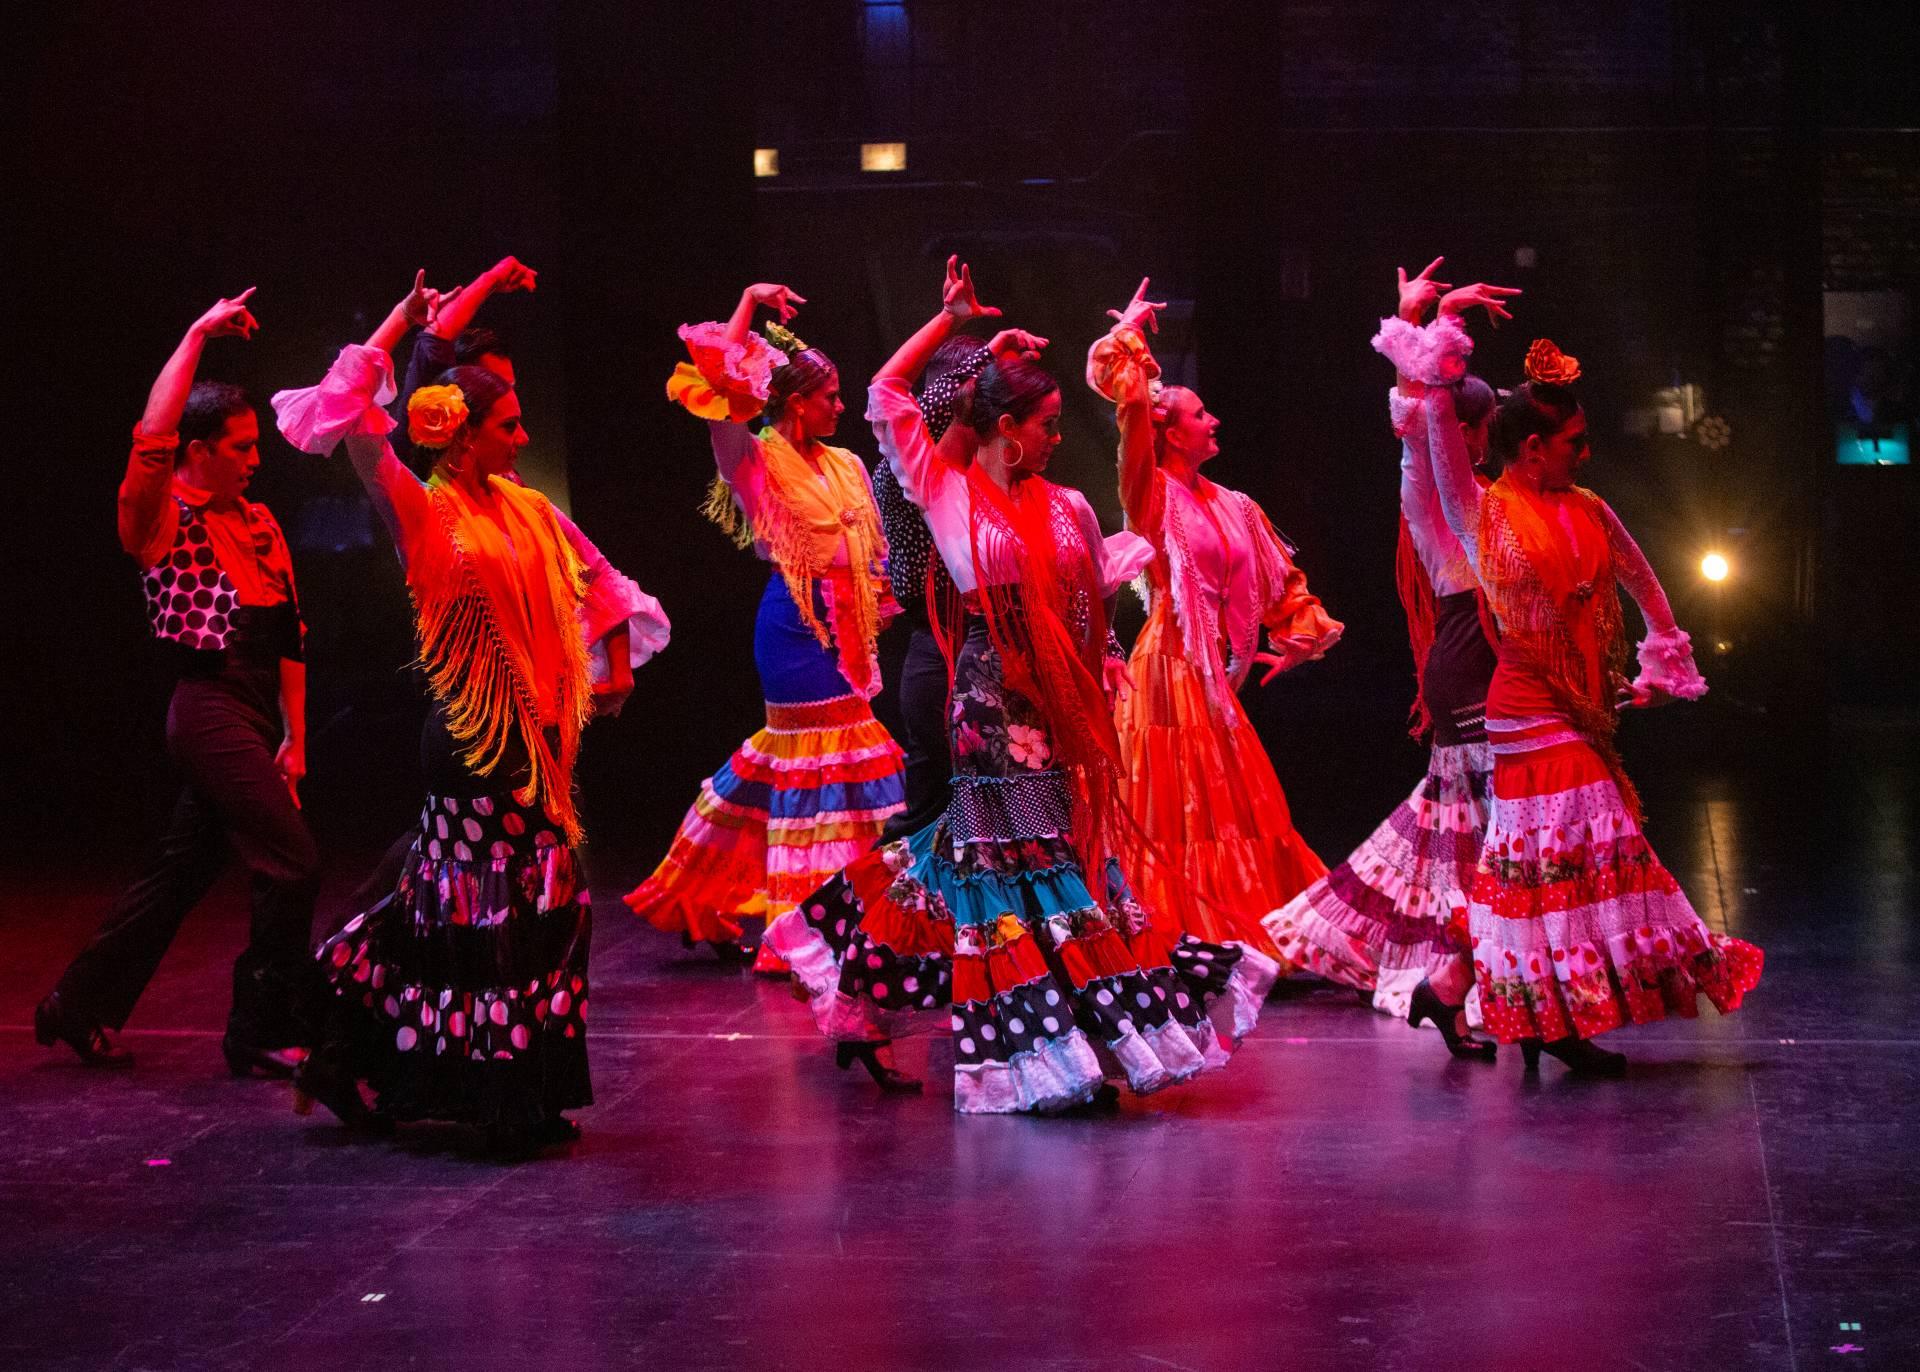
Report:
313,790,593,1128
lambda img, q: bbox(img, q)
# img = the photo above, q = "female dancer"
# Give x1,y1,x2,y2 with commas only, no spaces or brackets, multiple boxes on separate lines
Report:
625,285,905,969
1262,262,1516,1056
871,333,995,838
1088,279,1342,959
271,292,662,1149
1392,318,1763,1075
767,260,1277,1112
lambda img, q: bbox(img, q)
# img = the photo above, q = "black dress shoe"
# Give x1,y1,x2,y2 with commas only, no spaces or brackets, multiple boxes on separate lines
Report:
834,1040,922,1093
222,1037,307,1080
34,993,134,1069
1520,1036,1627,1078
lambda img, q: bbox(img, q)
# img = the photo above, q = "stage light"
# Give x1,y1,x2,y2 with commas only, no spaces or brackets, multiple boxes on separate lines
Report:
1701,552,1730,582
754,148,779,178
861,142,907,172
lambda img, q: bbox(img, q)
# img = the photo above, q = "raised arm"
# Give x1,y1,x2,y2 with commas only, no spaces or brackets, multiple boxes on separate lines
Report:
363,270,443,356
1422,385,1486,574
873,258,1004,512
1087,278,1170,537
119,290,259,561
428,255,537,342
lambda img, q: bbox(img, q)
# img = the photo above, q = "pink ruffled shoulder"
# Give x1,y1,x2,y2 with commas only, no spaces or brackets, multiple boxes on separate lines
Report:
668,321,785,423
269,344,398,456
1085,324,1161,404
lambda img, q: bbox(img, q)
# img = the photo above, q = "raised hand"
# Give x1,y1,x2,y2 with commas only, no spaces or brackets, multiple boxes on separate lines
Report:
988,328,1049,361
1396,257,1451,323
1440,281,1522,325
193,288,260,340
941,256,1002,322
397,269,441,327
1106,276,1168,336
1615,678,1672,711
745,282,807,323
489,255,539,293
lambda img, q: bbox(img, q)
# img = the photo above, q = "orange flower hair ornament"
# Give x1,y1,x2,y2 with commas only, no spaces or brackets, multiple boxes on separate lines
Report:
407,384,469,449
1524,339,1582,387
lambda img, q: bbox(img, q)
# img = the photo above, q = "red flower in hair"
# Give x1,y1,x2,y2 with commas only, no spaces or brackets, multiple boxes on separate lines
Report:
1524,339,1581,386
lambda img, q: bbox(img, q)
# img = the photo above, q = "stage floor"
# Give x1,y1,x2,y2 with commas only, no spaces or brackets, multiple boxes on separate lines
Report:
2,724,1914,1372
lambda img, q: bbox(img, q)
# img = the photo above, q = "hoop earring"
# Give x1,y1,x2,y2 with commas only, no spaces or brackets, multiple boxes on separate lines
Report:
1007,438,1026,469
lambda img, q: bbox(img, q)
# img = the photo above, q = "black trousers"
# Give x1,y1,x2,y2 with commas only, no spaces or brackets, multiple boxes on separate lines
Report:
882,627,954,841
54,665,322,1046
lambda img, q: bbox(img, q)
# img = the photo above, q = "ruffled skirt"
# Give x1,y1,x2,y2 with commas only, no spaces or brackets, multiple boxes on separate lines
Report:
766,620,1276,1113
1469,717,1763,1043
1115,599,1325,958
626,574,904,943
315,790,593,1129
1261,739,1490,1018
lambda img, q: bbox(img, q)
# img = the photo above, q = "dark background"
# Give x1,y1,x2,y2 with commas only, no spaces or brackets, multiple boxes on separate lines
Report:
9,1,1916,897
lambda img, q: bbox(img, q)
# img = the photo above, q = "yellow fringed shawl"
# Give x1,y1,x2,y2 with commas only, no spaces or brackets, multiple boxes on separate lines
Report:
703,426,888,697
407,472,591,842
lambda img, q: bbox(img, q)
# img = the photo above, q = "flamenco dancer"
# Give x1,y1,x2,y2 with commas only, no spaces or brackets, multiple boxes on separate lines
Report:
767,260,1277,1112
1088,278,1342,959
36,290,325,1078
1389,315,1763,1076
271,285,662,1150
871,332,996,838
625,285,904,970
1262,260,1518,1056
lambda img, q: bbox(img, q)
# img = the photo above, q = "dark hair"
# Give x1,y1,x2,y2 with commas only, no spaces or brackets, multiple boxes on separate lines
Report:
179,381,253,456
454,326,510,368
437,365,514,426
967,357,1060,439
1453,374,1496,428
920,334,989,392
765,347,837,422
1489,380,1580,476
408,365,514,476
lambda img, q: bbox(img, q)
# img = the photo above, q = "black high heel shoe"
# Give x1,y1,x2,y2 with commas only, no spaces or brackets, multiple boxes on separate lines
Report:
291,1051,393,1133
34,993,134,1068
222,1037,306,1080
1519,1037,1627,1078
683,932,755,967
835,1041,921,1094
1407,980,1497,1061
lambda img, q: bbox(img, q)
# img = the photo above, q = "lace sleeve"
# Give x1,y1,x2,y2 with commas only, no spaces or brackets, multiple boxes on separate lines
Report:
1421,386,1485,574
1595,500,1707,699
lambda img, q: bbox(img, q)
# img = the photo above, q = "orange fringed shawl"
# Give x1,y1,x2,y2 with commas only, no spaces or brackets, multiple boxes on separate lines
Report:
1477,473,1639,817
407,473,592,842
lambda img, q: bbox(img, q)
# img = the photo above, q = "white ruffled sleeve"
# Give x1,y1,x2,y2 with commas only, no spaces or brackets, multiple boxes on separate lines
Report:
1371,314,1474,387
1633,627,1708,701
270,344,398,456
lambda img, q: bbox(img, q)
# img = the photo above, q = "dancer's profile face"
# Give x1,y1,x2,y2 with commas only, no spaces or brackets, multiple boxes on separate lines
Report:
186,409,261,503
1000,388,1062,473
1530,408,1590,489
463,390,530,478
788,369,844,440
1159,388,1219,465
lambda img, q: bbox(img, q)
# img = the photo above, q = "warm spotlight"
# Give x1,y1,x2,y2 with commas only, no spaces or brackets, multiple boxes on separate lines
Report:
860,142,907,172
1700,552,1730,582
753,148,779,177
